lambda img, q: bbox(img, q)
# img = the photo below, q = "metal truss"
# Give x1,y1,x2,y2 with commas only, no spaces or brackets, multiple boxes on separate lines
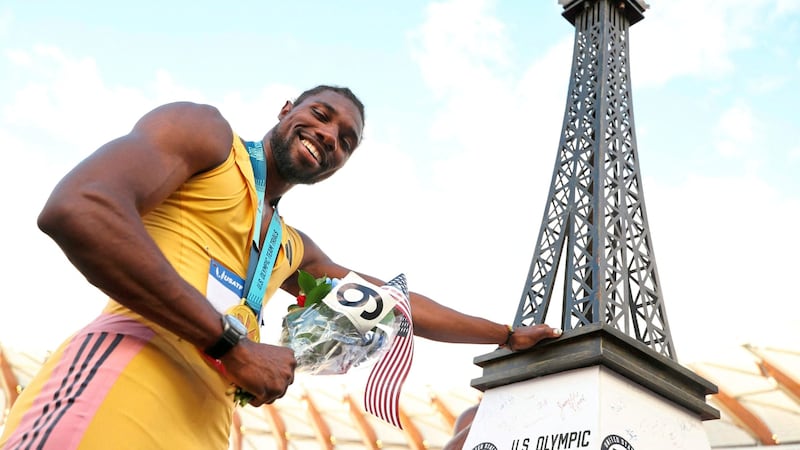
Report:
514,0,676,359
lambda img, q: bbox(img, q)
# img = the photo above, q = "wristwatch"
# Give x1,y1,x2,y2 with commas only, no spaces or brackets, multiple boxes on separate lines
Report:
204,314,248,359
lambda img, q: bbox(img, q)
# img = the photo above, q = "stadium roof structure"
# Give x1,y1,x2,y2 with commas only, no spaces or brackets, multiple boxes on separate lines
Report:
2,343,799,449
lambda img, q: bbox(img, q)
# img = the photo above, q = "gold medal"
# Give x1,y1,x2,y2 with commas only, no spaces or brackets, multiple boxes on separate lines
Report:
226,301,260,343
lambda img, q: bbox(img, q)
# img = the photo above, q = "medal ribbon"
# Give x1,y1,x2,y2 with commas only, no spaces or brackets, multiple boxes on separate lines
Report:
242,140,282,322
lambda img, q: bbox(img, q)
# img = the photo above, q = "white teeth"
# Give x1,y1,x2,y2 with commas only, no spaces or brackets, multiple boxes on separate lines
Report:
301,139,321,163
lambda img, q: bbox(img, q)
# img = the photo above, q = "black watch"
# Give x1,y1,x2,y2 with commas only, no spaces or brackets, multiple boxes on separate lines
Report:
204,314,248,359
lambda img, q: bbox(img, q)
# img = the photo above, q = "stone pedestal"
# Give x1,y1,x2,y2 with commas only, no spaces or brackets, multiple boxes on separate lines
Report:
463,325,719,450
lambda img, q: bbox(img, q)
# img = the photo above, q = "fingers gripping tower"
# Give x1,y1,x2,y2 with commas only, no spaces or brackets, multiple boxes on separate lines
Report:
463,2,720,448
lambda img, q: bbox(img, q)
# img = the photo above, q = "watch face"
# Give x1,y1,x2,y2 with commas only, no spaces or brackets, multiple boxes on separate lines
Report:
226,304,260,342
226,315,248,337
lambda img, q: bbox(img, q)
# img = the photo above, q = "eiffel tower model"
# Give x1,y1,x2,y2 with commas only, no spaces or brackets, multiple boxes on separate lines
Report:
464,2,719,448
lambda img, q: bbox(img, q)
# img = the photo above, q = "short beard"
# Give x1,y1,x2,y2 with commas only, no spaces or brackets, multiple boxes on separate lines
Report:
269,129,319,185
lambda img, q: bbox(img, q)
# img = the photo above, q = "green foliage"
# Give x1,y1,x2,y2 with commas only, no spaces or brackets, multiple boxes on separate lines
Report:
297,269,333,307
297,270,318,295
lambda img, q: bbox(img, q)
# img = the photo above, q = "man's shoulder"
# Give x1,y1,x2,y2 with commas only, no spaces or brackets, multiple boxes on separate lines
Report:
281,221,305,244
153,101,226,124
135,102,233,171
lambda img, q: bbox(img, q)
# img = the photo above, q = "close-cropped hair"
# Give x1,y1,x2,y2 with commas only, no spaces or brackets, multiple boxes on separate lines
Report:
294,85,365,125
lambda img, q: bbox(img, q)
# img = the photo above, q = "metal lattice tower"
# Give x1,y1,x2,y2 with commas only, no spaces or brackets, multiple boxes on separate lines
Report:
513,0,676,359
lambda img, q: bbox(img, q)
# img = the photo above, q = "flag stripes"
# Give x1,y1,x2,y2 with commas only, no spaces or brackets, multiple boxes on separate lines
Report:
364,275,414,428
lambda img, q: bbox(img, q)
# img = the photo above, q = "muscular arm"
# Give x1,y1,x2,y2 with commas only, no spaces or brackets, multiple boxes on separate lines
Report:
287,230,561,350
38,102,233,349
39,102,297,405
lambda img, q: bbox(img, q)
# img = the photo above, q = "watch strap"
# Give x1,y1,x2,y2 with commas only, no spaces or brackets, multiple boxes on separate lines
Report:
204,315,246,359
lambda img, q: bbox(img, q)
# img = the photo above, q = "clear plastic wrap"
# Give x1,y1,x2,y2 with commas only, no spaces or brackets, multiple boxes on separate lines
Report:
279,301,403,375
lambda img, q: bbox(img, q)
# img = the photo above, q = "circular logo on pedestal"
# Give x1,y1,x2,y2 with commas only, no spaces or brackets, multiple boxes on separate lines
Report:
471,443,498,450
601,434,635,450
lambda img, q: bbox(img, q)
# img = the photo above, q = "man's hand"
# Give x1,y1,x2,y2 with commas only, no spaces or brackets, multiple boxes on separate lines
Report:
220,340,297,406
505,324,563,351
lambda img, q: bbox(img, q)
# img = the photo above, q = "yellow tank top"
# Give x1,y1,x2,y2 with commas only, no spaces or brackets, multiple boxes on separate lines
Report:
104,133,304,328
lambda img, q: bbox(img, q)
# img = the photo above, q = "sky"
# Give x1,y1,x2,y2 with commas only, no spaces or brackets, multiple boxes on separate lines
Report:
1,0,799,391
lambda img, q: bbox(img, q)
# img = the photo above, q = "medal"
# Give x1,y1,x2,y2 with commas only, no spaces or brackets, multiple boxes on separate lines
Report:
226,301,260,343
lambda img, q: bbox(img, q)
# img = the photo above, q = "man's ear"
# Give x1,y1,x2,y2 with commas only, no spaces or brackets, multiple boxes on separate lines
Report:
278,100,293,120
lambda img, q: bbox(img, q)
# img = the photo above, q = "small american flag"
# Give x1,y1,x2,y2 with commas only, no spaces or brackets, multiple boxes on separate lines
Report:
364,273,414,429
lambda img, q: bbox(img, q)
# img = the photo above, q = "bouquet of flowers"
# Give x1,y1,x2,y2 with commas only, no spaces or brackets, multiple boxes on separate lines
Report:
279,270,407,375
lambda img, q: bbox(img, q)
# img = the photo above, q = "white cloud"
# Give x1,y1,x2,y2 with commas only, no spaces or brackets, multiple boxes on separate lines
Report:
2,46,153,154
408,0,524,166
775,0,800,14
646,173,800,363
712,102,756,158
0,127,105,353
152,69,206,105
630,0,777,87
409,0,511,100
406,0,561,309
5,48,31,66
217,83,298,140
0,47,165,340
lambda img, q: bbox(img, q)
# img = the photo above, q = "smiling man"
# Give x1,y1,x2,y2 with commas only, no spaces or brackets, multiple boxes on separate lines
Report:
0,85,560,449
269,87,363,185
